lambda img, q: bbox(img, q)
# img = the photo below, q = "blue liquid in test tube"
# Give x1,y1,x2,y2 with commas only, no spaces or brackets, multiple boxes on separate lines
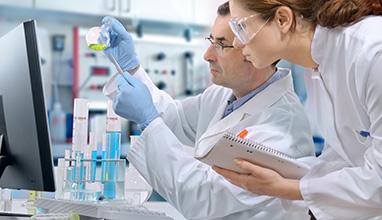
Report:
89,132,98,182
71,99,89,200
104,132,121,199
103,101,121,200
91,150,97,182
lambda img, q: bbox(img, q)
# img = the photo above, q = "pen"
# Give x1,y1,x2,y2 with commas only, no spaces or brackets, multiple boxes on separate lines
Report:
237,129,248,139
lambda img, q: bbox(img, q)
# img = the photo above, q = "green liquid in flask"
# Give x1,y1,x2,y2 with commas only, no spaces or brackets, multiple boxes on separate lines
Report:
89,43,108,51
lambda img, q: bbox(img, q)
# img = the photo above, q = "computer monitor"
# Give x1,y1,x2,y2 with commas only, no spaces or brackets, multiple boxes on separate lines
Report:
0,20,55,192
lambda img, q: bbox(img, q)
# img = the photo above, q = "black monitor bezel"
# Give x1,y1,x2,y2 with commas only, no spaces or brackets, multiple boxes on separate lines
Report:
24,20,55,192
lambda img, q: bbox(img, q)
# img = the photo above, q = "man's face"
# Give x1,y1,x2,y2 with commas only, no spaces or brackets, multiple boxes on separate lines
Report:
203,15,255,89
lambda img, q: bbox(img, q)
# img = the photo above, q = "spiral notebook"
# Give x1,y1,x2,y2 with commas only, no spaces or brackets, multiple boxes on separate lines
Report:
197,132,310,179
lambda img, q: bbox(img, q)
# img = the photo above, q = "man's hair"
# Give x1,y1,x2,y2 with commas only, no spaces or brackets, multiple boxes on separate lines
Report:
217,1,230,16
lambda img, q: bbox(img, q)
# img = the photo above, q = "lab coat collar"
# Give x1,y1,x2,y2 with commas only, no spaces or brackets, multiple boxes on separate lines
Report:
194,68,293,158
311,25,328,73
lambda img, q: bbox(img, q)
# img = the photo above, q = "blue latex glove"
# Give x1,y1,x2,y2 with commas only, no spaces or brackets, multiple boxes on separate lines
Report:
102,16,140,72
113,72,159,130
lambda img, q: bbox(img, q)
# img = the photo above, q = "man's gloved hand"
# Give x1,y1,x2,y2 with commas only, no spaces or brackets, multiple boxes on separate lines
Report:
102,16,140,72
113,72,159,130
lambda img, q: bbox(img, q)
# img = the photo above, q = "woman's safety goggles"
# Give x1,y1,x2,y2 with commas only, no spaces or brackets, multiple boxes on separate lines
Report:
229,14,270,45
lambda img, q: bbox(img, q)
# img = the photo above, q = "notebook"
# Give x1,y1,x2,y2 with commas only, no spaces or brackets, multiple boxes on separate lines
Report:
197,132,310,179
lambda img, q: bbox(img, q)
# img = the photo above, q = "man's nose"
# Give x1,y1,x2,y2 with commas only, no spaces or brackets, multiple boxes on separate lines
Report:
203,45,218,62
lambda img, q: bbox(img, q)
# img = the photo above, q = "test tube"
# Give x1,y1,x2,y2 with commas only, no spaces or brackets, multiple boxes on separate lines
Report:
87,132,97,182
72,98,89,199
64,149,73,199
55,158,66,199
64,149,73,182
72,98,89,153
103,101,121,199
101,133,107,183
84,145,92,182
64,149,71,166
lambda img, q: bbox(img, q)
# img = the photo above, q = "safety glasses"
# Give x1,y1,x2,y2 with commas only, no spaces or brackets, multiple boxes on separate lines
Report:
229,14,270,45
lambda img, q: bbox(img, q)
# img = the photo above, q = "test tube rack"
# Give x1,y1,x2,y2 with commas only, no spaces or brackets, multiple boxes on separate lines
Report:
62,157,126,201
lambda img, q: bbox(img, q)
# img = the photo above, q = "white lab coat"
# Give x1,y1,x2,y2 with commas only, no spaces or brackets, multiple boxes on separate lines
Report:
128,67,315,219
300,16,382,220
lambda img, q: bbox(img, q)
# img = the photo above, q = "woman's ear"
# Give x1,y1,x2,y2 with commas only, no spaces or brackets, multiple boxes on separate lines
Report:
273,6,294,33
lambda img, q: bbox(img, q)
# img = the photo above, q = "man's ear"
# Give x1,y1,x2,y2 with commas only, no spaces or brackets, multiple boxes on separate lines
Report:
273,6,295,33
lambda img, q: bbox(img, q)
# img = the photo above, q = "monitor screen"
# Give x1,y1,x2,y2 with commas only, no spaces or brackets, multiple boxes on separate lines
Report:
0,20,55,192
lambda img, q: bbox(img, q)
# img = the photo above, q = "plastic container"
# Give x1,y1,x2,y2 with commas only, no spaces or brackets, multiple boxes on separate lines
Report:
103,73,119,99
49,102,66,143
125,135,152,205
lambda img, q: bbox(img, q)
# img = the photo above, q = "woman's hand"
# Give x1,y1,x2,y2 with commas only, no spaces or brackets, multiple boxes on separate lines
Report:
213,159,303,200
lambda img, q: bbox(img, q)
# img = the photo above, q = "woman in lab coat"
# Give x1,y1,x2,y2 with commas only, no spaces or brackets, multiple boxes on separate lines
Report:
213,0,382,219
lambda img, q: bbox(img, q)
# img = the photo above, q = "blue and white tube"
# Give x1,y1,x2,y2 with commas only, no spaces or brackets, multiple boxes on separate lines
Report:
71,98,89,199
103,101,121,199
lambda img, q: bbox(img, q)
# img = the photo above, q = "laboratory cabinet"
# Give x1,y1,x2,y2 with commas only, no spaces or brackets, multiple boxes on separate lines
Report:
34,0,131,17
193,0,227,26
129,0,193,23
0,0,33,8
1,0,229,27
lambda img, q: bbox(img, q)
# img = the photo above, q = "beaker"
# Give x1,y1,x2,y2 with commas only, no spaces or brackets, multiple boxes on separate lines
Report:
85,26,110,51
85,24,124,75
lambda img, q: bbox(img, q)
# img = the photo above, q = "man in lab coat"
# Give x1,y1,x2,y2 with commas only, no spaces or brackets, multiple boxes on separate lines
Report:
104,2,315,219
